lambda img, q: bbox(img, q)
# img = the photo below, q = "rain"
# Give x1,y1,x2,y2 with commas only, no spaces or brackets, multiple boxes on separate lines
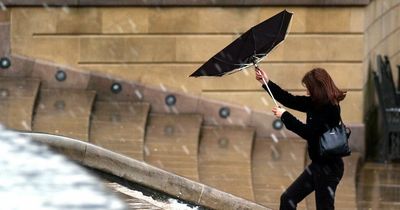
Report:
0,2,398,210
0,2,6,11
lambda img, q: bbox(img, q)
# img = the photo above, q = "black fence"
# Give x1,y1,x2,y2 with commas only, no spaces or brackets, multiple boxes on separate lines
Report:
372,55,400,162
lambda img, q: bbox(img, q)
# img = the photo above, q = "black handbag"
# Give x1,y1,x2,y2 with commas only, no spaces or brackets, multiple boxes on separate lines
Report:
319,117,351,157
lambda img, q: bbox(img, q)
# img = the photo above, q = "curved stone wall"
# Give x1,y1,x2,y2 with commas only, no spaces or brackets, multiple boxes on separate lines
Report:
23,132,270,210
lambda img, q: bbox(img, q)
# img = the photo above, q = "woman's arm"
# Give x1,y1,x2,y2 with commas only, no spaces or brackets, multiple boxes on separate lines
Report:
280,111,316,140
256,68,311,112
264,81,312,112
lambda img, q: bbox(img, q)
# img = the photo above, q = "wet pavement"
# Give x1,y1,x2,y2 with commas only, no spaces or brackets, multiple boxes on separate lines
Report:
358,162,400,210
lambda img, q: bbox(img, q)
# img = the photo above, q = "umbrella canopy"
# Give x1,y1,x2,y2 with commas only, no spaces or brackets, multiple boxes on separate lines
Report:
189,10,292,77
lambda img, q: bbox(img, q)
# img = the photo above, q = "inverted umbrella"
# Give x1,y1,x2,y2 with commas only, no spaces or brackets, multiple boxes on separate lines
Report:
189,10,293,107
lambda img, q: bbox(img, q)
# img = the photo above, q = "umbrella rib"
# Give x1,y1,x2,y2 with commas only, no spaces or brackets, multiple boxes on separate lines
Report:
213,56,247,67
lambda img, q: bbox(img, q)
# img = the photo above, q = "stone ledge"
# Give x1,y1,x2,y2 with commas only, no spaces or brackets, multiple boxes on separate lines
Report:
22,132,270,210
1,0,370,6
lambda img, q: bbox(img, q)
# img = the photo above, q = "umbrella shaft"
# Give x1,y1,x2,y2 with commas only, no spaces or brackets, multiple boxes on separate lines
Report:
262,77,279,107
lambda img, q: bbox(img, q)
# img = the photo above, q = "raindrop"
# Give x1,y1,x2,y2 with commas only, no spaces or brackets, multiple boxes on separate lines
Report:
261,97,269,106
61,6,70,14
280,130,287,138
288,200,296,209
227,54,233,62
136,126,144,133
270,133,279,143
109,48,116,56
327,186,334,197
134,89,142,99
270,145,280,160
237,119,245,127
243,69,249,76
144,146,150,156
69,110,77,118
159,83,167,92
110,113,121,122
267,161,274,169
0,88,9,98
130,47,139,57
117,25,123,33
21,121,29,130
210,118,218,125
280,185,286,192
288,173,294,181
54,100,65,111
243,106,251,114
171,106,179,114
164,125,174,136
218,138,229,148
214,63,222,73
156,160,164,168
180,85,187,93
0,2,6,11
42,3,50,10
290,152,296,160
128,19,137,32
181,145,190,155
305,166,312,175
233,145,241,153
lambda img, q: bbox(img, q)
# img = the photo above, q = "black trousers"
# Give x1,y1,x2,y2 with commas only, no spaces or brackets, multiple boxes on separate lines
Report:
279,160,344,210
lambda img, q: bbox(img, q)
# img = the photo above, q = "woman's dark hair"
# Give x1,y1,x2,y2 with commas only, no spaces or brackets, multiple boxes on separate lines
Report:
302,68,346,106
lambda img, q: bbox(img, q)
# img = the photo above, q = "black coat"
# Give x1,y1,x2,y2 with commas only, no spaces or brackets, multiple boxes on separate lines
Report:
263,81,342,163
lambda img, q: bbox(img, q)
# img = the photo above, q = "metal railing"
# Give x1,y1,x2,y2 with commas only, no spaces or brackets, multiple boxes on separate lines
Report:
373,55,400,162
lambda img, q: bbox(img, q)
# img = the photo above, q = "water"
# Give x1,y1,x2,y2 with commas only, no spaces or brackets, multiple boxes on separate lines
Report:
0,126,127,210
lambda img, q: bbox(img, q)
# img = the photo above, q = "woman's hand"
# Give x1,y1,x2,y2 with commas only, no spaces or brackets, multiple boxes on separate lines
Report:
255,67,269,84
272,106,286,118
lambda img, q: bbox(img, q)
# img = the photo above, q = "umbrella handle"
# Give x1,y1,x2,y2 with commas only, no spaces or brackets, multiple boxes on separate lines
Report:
255,66,279,107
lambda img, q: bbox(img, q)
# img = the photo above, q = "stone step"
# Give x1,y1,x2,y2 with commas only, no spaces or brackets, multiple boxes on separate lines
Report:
32,88,96,141
198,125,255,201
0,77,40,131
144,113,202,181
90,101,150,161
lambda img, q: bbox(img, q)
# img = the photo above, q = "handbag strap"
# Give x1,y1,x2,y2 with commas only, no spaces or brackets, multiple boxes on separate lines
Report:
338,105,344,125
338,106,351,137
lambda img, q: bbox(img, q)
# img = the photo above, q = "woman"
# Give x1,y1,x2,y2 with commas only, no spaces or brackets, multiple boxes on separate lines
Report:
255,67,346,210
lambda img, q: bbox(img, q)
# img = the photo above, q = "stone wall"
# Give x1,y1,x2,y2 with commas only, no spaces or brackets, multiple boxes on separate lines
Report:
10,6,366,123
365,0,400,82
